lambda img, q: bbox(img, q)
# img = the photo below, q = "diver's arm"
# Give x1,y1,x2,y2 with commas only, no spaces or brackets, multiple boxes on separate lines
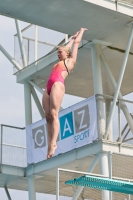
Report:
71,28,88,64
66,31,79,49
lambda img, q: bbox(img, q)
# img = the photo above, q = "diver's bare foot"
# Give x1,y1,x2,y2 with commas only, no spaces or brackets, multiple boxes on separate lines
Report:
47,144,57,159
47,145,50,157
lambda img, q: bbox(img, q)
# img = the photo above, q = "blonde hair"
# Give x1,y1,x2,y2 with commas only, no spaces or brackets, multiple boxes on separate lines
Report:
59,46,72,57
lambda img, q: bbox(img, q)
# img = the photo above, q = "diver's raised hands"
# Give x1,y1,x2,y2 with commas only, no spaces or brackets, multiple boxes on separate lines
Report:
66,28,88,48
72,31,80,39
72,28,88,40
80,28,88,31
74,28,88,43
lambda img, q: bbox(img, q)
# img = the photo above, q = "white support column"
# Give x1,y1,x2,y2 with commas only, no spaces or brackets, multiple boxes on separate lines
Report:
29,81,44,95
15,19,27,67
105,99,113,141
72,154,99,200
105,24,133,139
31,86,44,118
108,152,112,200
0,125,2,172
24,82,32,125
27,39,30,65
128,183,131,200
4,186,12,200
56,168,59,200
91,43,105,139
0,44,22,70
100,47,133,136
99,152,109,200
118,100,121,142
28,175,36,200
35,25,38,61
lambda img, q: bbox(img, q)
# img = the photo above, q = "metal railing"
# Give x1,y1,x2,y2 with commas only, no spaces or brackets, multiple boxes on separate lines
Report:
120,0,133,6
96,94,133,144
0,124,27,168
13,24,68,73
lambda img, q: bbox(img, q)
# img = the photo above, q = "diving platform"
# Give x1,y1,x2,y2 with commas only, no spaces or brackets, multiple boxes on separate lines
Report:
1,138,133,199
11,1,133,98
0,0,133,34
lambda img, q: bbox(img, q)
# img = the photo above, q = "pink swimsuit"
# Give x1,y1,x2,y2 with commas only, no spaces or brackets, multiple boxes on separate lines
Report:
46,60,69,95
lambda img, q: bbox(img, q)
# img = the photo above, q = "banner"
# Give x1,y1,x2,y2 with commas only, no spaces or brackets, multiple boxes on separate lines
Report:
26,96,98,164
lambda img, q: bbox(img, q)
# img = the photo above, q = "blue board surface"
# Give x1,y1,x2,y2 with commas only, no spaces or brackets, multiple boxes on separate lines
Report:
65,175,133,194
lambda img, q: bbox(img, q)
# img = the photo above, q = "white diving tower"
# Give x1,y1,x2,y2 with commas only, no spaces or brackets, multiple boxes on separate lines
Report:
1,0,133,200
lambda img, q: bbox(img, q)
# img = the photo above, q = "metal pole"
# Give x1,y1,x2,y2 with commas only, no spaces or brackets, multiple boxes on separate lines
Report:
4,186,12,200
15,19,27,67
105,99,113,141
31,86,44,118
0,125,2,172
35,25,38,61
108,152,112,200
118,100,121,142
91,43,105,139
28,175,36,200
29,81,44,95
0,44,22,70
100,44,133,137
128,181,131,200
56,168,59,200
24,82,32,125
28,39,30,65
91,43,108,200
105,24,133,139
99,152,109,200
72,154,99,200
116,0,119,11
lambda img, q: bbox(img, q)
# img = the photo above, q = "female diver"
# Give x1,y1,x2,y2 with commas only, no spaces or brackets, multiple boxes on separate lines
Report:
42,28,88,159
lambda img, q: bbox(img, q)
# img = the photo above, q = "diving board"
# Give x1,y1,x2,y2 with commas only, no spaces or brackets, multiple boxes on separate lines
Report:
65,175,133,194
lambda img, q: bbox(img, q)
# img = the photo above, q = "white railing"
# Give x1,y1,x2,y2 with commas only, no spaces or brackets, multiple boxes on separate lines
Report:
0,124,27,168
120,0,133,5
13,24,68,72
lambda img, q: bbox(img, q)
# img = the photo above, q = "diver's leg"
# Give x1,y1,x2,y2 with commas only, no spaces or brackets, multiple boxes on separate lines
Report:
48,82,65,158
42,90,52,155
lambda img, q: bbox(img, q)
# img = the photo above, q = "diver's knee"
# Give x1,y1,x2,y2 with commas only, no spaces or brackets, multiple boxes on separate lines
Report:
46,114,51,123
50,110,58,121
